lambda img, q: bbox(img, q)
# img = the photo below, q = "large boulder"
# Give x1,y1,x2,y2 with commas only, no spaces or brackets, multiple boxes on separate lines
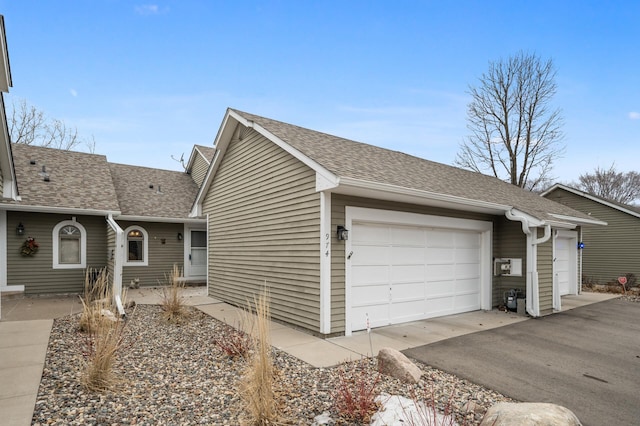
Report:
481,402,582,426
377,347,422,383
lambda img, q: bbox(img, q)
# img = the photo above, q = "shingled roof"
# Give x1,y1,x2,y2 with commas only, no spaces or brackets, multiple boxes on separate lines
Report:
109,163,198,219
8,143,120,212
229,109,598,225
193,144,215,162
5,143,199,219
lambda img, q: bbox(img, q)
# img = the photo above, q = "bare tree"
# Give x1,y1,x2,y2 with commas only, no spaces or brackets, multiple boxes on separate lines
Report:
8,98,96,151
455,51,564,190
575,164,640,204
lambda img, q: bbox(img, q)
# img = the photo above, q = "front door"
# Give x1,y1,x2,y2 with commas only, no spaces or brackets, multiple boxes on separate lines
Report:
189,230,206,277
553,230,578,310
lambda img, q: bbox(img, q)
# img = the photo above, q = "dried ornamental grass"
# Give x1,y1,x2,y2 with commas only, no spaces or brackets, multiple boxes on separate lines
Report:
161,263,187,323
79,268,131,392
239,290,285,425
78,268,110,332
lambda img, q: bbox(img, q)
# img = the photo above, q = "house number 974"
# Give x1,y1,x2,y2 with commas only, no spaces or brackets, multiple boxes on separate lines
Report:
325,233,330,257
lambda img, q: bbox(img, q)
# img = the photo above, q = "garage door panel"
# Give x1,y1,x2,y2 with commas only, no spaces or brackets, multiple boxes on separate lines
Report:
426,280,455,296
391,227,425,245
351,305,389,330
455,293,481,310
427,264,455,280
456,248,480,263
391,300,425,322
455,263,480,280
391,265,425,283
352,265,388,285
426,247,454,263
393,281,425,300
352,246,389,265
456,278,481,294
349,216,487,332
455,232,480,247
352,281,388,302
391,246,425,264
426,230,454,247
353,223,389,243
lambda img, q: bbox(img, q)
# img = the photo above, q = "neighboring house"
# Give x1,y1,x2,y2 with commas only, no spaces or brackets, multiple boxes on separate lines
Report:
192,108,606,337
0,143,207,296
542,183,638,286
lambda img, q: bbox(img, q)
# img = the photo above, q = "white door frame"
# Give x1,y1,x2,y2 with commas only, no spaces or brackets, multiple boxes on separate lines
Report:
183,225,207,279
553,229,578,311
344,207,492,335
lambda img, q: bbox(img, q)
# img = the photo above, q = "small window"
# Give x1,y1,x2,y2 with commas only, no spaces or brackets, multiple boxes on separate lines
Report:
53,220,87,269
124,226,148,266
60,225,81,264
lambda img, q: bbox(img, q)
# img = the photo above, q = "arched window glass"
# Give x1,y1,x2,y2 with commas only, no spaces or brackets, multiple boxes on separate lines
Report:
124,226,148,266
59,225,81,264
52,220,87,269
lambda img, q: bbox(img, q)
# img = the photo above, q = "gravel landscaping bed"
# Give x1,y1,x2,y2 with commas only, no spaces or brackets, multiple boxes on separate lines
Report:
33,304,513,425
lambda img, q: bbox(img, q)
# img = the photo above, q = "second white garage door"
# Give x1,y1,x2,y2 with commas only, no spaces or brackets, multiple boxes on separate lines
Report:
346,208,492,333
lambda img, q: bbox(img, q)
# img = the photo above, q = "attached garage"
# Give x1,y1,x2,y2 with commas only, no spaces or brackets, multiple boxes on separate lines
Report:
345,207,493,334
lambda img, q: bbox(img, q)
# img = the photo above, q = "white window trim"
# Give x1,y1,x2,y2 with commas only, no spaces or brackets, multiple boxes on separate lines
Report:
124,225,149,267
52,219,87,269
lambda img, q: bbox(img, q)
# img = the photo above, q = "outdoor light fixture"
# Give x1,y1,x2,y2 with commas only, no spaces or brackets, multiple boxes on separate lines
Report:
16,223,25,236
177,232,183,241
337,225,349,241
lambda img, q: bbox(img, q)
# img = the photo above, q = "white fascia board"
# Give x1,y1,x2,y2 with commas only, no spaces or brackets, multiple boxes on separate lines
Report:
336,176,512,215
0,15,11,92
543,183,640,220
0,96,18,199
115,215,206,224
231,111,339,188
548,213,607,227
191,111,237,215
0,204,121,216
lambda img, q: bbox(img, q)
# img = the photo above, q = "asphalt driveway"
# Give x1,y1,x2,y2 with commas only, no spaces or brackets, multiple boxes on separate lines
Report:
404,298,640,426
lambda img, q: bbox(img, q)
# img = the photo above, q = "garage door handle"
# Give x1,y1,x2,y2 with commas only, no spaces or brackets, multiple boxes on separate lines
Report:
347,251,353,259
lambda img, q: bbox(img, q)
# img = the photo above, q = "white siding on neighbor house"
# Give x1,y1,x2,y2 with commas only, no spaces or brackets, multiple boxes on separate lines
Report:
202,128,321,332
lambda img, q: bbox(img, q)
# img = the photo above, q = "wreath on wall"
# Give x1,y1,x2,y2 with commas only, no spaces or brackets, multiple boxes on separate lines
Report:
20,236,39,257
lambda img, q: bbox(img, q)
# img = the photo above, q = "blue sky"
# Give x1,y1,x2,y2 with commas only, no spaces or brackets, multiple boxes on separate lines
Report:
0,1,638,184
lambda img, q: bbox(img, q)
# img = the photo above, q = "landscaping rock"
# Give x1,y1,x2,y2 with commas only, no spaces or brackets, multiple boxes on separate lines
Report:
377,347,422,383
480,402,582,425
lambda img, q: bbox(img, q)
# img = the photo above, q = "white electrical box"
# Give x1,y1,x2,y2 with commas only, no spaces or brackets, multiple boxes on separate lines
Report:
493,258,523,276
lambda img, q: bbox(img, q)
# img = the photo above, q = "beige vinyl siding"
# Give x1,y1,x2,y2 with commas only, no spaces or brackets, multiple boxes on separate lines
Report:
537,228,554,315
7,212,107,294
492,217,527,307
117,220,184,287
331,194,497,334
202,129,321,333
546,189,640,284
190,152,210,187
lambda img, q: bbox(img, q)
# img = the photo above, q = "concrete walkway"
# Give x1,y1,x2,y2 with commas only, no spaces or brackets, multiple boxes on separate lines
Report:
0,288,619,426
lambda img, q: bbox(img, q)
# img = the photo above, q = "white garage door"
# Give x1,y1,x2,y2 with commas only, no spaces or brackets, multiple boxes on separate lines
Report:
350,221,483,332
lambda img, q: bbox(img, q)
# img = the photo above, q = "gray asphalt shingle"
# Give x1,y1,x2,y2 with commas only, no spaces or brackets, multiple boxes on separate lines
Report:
232,109,595,223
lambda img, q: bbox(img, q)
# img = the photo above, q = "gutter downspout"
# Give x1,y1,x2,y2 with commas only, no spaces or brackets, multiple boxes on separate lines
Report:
505,210,551,317
107,214,125,317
